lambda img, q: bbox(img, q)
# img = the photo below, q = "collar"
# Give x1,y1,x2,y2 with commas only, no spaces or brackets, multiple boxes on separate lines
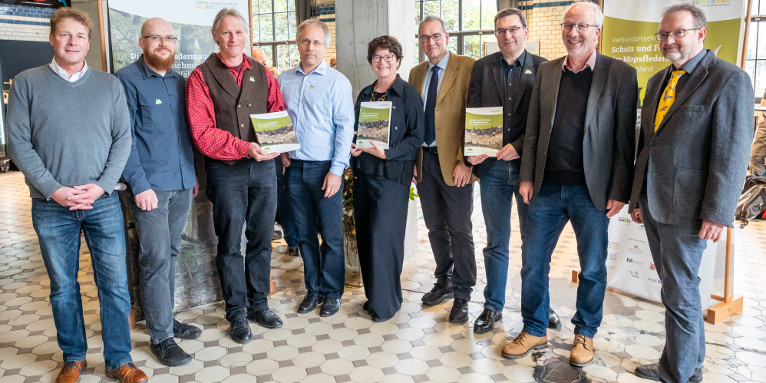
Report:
427,51,450,73
297,59,329,76
136,55,179,79
563,49,597,73
50,57,88,82
675,49,707,75
500,50,527,69
365,75,405,97
216,53,253,71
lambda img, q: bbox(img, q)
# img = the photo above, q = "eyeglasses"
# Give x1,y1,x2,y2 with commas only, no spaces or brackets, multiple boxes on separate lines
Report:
560,23,599,32
494,27,523,36
654,28,700,41
142,35,178,43
419,33,444,43
299,39,324,47
371,54,397,62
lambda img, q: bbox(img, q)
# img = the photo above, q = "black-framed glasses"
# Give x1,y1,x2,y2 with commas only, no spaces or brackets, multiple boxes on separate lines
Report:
371,54,397,62
495,27,522,36
560,23,599,32
299,39,324,47
419,33,444,43
142,35,178,43
654,28,701,41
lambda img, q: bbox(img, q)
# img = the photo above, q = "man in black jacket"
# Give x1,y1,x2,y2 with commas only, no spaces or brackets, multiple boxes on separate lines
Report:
465,8,556,335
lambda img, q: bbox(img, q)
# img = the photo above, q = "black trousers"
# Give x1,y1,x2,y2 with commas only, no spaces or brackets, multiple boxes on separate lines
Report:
205,158,276,322
353,172,410,320
416,151,476,301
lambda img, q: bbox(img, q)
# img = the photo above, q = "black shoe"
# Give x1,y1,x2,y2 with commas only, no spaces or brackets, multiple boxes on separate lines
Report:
173,319,202,340
228,317,252,344
362,301,369,312
473,308,502,334
634,362,703,382
449,299,469,324
320,298,341,317
150,338,191,367
421,285,454,306
548,308,561,329
298,294,324,314
288,246,300,257
247,308,283,329
273,229,283,240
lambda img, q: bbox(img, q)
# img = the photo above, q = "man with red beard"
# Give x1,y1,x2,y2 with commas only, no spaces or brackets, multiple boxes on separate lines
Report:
116,17,201,367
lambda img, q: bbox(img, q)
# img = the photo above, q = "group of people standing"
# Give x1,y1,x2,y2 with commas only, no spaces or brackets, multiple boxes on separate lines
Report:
6,2,754,383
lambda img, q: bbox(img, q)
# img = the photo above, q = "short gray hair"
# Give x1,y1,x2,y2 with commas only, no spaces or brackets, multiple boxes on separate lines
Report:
212,8,248,35
419,16,447,35
495,8,527,28
562,1,604,27
296,19,331,48
661,3,706,29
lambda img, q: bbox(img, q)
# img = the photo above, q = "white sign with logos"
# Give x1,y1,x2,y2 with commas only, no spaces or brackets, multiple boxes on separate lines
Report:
606,207,727,308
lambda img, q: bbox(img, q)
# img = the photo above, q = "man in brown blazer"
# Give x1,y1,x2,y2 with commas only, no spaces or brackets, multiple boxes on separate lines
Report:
408,16,476,324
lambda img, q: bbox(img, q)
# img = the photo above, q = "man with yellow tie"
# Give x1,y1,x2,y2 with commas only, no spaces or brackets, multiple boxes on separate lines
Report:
629,4,753,382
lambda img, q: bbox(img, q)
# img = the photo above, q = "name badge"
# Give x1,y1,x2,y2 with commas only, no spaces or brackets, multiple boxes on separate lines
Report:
249,76,255,82
155,99,163,104
524,69,532,75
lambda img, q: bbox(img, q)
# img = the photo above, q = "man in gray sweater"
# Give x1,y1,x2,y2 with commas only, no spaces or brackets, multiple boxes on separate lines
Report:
7,8,147,383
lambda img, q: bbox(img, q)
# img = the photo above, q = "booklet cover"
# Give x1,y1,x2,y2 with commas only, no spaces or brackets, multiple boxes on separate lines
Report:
464,107,504,156
250,111,301,154
356,101,392,149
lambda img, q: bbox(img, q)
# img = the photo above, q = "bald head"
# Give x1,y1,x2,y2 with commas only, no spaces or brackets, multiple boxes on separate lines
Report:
252,48,266,65
141,18,172,37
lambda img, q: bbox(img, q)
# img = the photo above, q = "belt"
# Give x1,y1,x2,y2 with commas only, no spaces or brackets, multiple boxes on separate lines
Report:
422,146,438,155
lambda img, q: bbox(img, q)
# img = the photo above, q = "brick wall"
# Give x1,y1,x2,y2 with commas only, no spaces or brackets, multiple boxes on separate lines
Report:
525,0,577,60
311,1,336,64
0,4,55,42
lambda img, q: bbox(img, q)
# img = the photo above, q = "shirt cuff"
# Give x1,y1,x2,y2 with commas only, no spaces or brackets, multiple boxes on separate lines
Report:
239,141,251,159
329,164,345,176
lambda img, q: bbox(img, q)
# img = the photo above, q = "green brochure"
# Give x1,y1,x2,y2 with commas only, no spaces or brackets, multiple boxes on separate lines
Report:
356,101,391,150
250,111,301,154
464,107,503,156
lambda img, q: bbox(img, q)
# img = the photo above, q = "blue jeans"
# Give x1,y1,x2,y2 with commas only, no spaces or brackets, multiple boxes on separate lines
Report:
128,188,193,343
31,194,133,370
287,160,345,299
479,160,527,312
640,195,707,383
520,184,609,338
206,158,277,322
275,158,298,247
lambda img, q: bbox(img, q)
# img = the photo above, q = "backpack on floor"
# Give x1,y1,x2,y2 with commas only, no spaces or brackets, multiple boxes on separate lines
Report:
736,175,766,228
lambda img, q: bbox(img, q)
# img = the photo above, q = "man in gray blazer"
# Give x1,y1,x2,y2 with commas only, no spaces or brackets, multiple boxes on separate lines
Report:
630,4,753,382
502,2,637,367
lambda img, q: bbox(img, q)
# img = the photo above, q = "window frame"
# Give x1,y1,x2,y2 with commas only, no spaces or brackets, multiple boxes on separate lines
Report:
252,0,298,72
414,0,498,62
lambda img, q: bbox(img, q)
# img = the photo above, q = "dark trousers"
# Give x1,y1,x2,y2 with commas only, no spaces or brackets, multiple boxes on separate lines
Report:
205,158,277,322
287,160,345,299
416,150,476,301
275,157,298,247
640,195,707,383
128,188,193,343
353,172,410,319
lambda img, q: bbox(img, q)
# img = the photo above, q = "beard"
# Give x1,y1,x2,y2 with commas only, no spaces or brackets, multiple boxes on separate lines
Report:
144,48,175,72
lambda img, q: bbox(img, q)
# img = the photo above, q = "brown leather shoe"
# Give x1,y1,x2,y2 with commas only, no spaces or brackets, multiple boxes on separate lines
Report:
570,334,594,367
105,362,148,383
56,360,87,383
501,332,547,359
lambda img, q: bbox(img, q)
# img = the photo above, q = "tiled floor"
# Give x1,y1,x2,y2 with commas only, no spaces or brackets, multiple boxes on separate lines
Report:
1,170,765,383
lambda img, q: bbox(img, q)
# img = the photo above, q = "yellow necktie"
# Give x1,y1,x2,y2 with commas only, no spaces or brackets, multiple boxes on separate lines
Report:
654,70,686,132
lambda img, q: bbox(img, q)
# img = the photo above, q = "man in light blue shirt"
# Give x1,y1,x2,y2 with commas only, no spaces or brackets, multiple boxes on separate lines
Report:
279,19,354,317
